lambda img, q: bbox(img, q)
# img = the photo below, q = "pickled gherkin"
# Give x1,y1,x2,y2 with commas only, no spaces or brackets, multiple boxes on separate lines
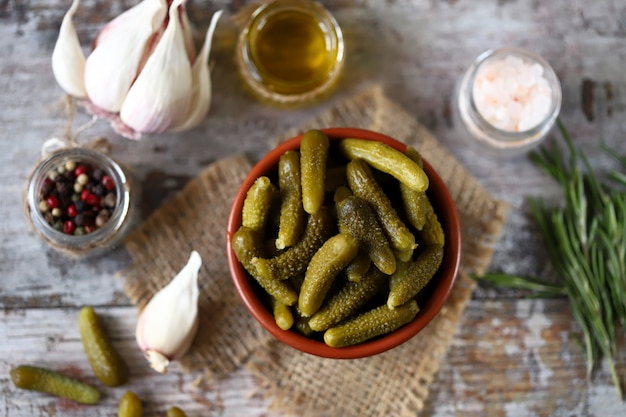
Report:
401,146,428,230
333,185,352,204
344,251,371,283
232,136,448,349
346,158,416,253
232,226,298,306
418,198,446,247
292,307,314,336
300,130,330,214
118,390,143,417
337,195,396,275
276,150,306,250
252,207,334,282
388,245,444,309
394,248,414,263
241,176,276,231
166,407,188,417
298,233,359,317
10,365,101,404
78,306,129,387
309,267,387,332
338,138,429,192
271,296,294,330
324,300,420,347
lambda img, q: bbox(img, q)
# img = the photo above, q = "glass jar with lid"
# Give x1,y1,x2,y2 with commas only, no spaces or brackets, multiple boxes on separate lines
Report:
235,0,345,108
455,47,562,158
25,146,135,258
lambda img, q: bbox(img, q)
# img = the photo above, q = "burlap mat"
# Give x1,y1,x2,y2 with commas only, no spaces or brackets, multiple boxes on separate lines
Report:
120,85,508,416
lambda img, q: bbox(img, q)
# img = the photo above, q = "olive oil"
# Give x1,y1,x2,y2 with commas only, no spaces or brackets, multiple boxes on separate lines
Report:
236,0,344,107
249,9,334,94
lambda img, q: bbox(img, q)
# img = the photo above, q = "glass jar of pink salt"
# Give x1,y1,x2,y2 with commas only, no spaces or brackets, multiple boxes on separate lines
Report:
456,47,562,157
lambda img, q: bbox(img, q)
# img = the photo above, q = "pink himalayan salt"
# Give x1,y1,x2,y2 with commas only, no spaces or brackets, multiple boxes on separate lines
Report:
472,54,553,132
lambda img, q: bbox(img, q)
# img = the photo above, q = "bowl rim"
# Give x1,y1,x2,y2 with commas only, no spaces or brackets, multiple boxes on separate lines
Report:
226,127,461,359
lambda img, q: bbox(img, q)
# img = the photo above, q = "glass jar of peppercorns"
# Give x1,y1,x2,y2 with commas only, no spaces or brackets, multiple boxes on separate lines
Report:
25,147,133,258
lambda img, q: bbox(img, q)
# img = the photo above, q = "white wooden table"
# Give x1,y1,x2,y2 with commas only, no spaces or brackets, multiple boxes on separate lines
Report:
1,0,625,416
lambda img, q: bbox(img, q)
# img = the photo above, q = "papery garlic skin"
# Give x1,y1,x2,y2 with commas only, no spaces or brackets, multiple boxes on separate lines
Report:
135,251,201,373
84,0,167,113
171,10,223,132
51,0,87,98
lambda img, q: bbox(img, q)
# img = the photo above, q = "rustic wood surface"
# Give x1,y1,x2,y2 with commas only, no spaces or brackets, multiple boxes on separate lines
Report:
1,0,626,416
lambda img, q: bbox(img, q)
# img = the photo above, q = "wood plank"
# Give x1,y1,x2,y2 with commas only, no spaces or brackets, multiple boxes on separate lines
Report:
2,301,625,416
1,0,625,415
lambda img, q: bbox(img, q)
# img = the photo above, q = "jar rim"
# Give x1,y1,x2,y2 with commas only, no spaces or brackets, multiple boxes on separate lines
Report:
457,47,562,150
236,0,345,107
25,147,131,253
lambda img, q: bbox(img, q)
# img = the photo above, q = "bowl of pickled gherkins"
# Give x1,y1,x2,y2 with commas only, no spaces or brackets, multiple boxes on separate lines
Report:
227,128,461,358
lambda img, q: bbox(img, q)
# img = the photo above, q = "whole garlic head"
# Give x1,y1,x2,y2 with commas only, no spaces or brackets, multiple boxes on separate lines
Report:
52,0,223,140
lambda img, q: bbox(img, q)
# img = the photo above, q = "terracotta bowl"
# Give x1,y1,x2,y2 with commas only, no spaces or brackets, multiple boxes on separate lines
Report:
226,128,461,359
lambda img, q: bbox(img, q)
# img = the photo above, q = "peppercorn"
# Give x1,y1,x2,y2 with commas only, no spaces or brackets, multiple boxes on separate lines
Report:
85,194,100,207
103,193,116,208
74,200,87,213
74,165,88,177
102,175,115,190
37,159,118,235
93,184,106,197
67,204,77,218
63,220,76,234
46,195,59,209
92,168,104,182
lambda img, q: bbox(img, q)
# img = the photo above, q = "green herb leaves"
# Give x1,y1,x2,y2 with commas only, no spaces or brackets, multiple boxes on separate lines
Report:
478,119,626,399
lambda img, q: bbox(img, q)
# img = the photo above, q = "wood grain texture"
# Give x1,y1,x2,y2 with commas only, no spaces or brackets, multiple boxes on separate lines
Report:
1,0,625,416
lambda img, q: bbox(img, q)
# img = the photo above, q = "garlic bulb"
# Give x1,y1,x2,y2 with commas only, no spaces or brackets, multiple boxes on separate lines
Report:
135,251,202,373
52,0,222,140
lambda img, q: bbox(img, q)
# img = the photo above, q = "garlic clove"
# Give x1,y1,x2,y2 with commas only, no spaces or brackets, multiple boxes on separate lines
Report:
51,0,87,98
84,0,167,113
180,3,197,65
135,251,202,373
170,10,223,133
119,0,193,134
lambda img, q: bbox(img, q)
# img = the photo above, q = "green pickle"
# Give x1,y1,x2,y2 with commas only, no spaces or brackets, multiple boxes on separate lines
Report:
234,137,445,348
388,245,444,309
344,251,371,282
276,150,306,250
324,300,420,347
271,296,295,330
292,307,315,336
78,306,129,387
309,267,387,332
10,365,101,404
346,158,416,253
418,197,446,246
118,390,143,417
166,407,188,417
300,130,330,214
252,207,334,282
232,226,298,306
298,233,359,317
337,195,396,275
332,185,352,204
400,146,428,230
241,176,276,231
338,138,429,192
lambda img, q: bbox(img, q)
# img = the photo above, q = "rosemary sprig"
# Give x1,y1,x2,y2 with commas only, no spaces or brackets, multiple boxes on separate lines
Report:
477,119,626,399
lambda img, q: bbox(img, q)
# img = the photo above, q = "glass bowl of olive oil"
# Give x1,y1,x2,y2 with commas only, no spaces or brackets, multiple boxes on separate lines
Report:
236,0,345,108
